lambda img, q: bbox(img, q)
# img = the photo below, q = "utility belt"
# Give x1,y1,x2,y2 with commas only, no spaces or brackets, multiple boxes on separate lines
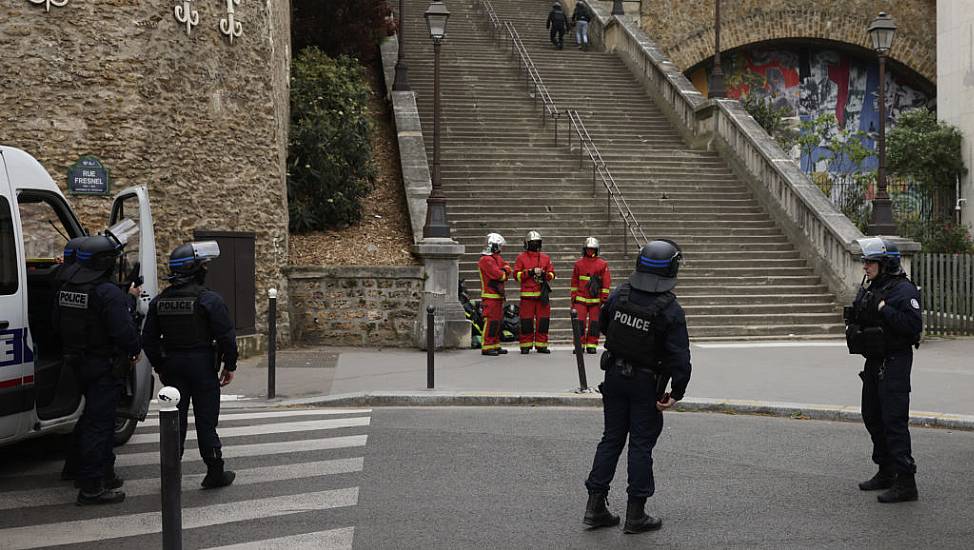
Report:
600,351,658,378
162,342,222,372
845,323,887,358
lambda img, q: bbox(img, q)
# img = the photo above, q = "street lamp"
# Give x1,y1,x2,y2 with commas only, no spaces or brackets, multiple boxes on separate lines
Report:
423,0,451,239
866,11,897,235
611,0,624,16
708,0,726,99
393,0,410,91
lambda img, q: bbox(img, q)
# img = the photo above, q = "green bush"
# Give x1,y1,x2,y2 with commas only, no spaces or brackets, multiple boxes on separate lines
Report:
287,48,376,233
888,109,967,190
899,221,974,254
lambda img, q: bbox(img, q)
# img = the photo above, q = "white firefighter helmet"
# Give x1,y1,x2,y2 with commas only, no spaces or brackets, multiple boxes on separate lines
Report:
524,230,543,250
483,232,506,255
583,237,600,255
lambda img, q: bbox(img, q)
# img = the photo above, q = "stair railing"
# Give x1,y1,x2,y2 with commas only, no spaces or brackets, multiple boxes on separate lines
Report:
477,0,503,41
566,109,648,255
504,22,560,139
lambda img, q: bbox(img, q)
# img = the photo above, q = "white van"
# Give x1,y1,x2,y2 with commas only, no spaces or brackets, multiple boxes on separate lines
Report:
0,145,157,447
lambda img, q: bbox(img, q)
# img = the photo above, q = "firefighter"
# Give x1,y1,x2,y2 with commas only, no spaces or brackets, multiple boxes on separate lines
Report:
571,237,611,353
478,233,512,356
514,231,556,354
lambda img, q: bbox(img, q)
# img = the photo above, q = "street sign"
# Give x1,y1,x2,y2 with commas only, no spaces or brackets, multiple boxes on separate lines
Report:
67,156,111,195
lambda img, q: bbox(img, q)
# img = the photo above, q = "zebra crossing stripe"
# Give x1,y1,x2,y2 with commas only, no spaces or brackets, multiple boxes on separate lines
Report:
139,408,373,428
126,416,372,445
0,457,364,511
0,488,359,549
202,527,355,550
17,435,368,475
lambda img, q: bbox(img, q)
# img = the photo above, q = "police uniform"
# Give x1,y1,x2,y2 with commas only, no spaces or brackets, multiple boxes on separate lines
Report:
53,235,140,505
845,237,922,503
142,241,238,489
584,240,691,534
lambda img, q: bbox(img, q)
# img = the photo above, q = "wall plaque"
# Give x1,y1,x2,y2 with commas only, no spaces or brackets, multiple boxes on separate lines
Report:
67,156,111,195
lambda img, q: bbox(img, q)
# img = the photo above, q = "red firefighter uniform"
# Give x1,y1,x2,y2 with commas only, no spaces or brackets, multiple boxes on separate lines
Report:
571,254,611,351
514,250,556,352
478,252,512,354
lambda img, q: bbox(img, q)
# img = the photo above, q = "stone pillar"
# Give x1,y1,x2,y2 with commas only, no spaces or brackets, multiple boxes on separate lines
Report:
414,238,469,349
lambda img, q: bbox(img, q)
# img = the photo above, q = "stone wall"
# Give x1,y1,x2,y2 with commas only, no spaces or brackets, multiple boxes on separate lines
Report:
937,0,974,231
639,0,937,85
287,266,425,347
0,0,291,343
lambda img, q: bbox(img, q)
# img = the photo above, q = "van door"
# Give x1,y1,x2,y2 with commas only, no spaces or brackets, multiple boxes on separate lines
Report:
108,186,157,426
0,156,31,441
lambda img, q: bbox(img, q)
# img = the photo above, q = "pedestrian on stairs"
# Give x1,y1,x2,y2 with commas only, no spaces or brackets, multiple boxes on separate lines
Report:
546,2,570,50
514,231,556,354
572,1,591,49
571,237,611,353
478,233,513,356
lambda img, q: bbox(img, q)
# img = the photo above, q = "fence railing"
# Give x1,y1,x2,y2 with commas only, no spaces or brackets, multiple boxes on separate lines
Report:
913,253,974,336
475,0,648,254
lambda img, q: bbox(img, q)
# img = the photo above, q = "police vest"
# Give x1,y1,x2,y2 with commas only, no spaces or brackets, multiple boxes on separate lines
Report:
850,275,920,354
156,284,213,352
57,281,114,357
604,285,674,369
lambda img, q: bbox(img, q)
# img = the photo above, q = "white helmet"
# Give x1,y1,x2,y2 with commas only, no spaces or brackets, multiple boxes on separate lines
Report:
583,237,600,256
483,232,505,255
524,230,543,251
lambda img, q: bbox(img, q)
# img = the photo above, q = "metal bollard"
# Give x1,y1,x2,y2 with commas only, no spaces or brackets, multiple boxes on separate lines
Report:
570,309,589,391
426,305,435,389
158,386,182,550
267,288,277,399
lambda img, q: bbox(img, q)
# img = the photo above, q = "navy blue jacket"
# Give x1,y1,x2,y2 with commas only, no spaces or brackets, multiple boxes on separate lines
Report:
600,284,692,400
142,286,239,371
52,280,141,361
854,274,922,351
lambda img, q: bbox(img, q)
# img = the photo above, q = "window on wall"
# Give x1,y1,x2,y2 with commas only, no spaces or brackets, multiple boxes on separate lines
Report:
0,196,17,295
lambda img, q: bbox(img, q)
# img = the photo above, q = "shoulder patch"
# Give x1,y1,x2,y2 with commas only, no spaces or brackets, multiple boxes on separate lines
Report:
910,298,920,310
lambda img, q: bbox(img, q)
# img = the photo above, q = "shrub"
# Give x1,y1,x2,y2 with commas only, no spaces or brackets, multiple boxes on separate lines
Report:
291,0,392,62
887,109,967,190
287,48,376,233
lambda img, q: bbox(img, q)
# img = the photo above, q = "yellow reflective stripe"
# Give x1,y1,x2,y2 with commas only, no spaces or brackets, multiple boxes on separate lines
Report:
482,343,501,350
534,342,548,348
575,296,601,304
601,288,610,294
482,293,502,299
570,287,578,292
521,291,541,297
578,275,591,281
520,342,533,349
515,271,523,282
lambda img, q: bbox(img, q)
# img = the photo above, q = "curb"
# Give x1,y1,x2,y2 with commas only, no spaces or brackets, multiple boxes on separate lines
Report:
224,391,974,431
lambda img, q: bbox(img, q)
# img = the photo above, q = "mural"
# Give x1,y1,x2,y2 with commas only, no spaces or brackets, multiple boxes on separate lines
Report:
689,45,936,174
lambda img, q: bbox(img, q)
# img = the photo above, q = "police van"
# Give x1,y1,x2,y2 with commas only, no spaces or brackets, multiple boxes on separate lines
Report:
0,145,157,447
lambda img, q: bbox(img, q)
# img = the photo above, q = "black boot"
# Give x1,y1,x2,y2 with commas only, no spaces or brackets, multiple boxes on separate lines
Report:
623,497,662,534
201,448,236,489
76,479,125,506
536,347,550,354
877,474,918,503
583,492,620,528
520,348,531,354
497,348,508,355
858,468,895,491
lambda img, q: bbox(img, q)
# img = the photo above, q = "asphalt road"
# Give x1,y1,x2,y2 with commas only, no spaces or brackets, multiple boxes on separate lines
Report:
1,407,972,549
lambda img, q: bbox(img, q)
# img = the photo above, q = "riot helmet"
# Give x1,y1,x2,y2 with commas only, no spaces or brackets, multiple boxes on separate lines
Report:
70,235,122,284
856,237,903,276
582,237,600,256
168,241,221,283
483,233,505,255
524,231,543,251
629,239,682,292
58,236,89,282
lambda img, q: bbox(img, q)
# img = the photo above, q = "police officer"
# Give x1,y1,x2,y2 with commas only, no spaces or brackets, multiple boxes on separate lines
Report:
142,241,238,489
583,240,691,534
844,237,922,503
54,233,141,505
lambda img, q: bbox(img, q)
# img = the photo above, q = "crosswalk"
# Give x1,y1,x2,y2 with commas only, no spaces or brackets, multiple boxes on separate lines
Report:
0,407,373,549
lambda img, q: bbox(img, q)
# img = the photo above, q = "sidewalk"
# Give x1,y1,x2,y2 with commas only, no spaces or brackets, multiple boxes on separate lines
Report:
227,338,974,426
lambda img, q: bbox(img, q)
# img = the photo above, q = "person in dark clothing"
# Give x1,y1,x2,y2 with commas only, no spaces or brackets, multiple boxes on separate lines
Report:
583,239,691,534
546,2,570,49
53,230,141,506
572,2,591,49
844,237,922,503
143,241,238,489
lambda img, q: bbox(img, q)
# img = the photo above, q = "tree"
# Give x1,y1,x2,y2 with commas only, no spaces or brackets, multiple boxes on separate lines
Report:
291,0,392,63
887,109,967,190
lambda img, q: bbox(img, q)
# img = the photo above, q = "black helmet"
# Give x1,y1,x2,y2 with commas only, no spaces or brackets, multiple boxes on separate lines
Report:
629,239,682,292
58,236,89,282
69,235,121,284
168,241,221,282
856,237,903,276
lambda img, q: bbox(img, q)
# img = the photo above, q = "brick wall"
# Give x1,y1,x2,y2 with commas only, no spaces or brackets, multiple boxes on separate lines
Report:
287,266,425,347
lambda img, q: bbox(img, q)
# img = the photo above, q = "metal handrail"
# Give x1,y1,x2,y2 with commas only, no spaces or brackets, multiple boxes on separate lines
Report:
504,22,560,127
478,0,502,37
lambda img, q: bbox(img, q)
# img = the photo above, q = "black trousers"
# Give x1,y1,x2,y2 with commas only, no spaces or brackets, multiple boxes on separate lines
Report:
550,28,565,48
585,368,664,498
75,362,123,484
860,352,916,475
159,351,223,456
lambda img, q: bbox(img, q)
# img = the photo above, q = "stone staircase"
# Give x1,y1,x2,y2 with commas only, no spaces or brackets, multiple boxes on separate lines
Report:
398,0,844,341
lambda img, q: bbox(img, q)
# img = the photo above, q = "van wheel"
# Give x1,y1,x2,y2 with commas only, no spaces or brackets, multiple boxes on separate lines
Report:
113,417,138,446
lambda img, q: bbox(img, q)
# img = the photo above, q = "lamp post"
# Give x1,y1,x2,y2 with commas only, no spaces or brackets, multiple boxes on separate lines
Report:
708,0,726,99
611,0,624,16
423,0,451,239
866,11,898,235
393,0,410,91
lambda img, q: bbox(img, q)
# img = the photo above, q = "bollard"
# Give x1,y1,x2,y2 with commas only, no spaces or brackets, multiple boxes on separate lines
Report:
570,308,589,391
426,305,435,389
158,386,182,550
267,288,277,399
